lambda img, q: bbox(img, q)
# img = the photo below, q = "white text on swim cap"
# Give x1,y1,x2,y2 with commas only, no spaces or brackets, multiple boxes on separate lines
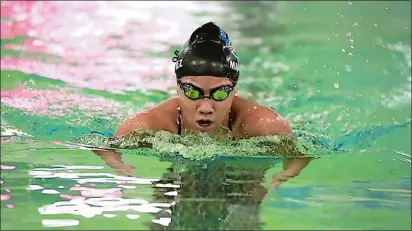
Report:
229,61,239,71
175,60,183,70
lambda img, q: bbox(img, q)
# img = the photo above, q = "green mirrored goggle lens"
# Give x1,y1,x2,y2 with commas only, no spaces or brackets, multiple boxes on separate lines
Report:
212,90,229,101
184,88,201,99
180,83,233,101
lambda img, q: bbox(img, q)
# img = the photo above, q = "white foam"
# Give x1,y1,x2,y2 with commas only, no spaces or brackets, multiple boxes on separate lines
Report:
152,217,171,227
154,183,180,188
42,219,79,228
41,189,60,194
164,191,178,196
26,185,43,191
126,214,140,220
131,205,162,213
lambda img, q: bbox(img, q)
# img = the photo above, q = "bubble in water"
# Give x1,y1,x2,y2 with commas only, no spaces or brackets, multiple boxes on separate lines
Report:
346,32,352,36
334,83,340,88
341,49,346,52
348,1,352,5
351,45,355,49
348,52,353,56
352,22,358,27
373,24,378,27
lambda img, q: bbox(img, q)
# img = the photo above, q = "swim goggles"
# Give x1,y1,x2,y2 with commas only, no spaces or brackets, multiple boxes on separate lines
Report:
178,80,234,101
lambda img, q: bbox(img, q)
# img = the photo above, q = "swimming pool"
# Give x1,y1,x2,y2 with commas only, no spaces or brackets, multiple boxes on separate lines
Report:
1,1,411,230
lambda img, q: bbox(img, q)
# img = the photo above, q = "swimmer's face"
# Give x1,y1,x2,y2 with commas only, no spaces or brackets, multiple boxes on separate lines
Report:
177,76,237,133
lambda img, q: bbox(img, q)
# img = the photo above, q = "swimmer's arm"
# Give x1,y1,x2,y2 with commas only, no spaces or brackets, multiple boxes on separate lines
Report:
244,107,312,188
92,112,154,176
114,112,153,137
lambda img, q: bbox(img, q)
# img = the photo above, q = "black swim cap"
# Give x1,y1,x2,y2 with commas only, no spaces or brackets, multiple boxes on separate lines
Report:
173,22,240,86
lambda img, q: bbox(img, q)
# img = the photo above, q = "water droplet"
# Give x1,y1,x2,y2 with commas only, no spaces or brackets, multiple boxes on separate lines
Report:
385,7,388,10
348,1,352,5
341,49,346,52
352,22,358,26
346,32,352,36
334,83,340,88
366,60,369,63
348,52,353,56
350,45,355,49
373,24,378,27
304,8,306,11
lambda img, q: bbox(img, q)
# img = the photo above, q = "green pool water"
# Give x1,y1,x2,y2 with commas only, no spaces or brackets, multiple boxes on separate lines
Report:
1,1,411,230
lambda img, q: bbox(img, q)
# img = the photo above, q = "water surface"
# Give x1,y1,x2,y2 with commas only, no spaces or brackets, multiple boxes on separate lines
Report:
1,1,411,230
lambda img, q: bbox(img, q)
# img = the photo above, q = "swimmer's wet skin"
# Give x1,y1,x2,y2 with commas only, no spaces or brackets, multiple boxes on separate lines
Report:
93,22,312,189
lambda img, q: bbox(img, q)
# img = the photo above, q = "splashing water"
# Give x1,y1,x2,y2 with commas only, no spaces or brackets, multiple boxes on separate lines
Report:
1,1,411,230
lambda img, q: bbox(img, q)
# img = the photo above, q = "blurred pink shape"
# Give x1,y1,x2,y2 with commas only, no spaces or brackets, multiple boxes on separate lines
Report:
70,186,122,198
1,194,11,201
0,1,195,94
1,84,128,118
59,193,86,201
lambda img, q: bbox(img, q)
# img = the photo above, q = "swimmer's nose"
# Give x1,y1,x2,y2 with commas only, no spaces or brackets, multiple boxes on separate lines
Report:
197,99,214,115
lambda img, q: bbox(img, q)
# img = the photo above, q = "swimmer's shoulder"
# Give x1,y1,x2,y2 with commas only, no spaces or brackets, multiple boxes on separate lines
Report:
232,96,292,138
114,97,179,137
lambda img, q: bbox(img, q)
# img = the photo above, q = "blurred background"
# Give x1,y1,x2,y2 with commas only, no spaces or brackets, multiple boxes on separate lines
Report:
1,1,411,230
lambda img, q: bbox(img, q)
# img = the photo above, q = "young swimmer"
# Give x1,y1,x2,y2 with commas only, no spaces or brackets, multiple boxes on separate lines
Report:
115,22,291,138
96,22,311,189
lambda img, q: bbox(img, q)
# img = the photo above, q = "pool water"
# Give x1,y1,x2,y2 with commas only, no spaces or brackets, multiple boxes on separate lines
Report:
1,1,411,230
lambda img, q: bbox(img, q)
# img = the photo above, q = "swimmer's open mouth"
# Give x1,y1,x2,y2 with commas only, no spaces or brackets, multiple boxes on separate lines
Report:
196,119,213,127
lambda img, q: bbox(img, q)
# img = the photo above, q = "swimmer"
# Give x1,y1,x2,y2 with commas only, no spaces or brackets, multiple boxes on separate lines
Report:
95,22,311,189
116,22,290,138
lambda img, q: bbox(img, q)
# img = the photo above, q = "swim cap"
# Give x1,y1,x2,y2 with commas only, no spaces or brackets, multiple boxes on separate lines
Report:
173,22,240,86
